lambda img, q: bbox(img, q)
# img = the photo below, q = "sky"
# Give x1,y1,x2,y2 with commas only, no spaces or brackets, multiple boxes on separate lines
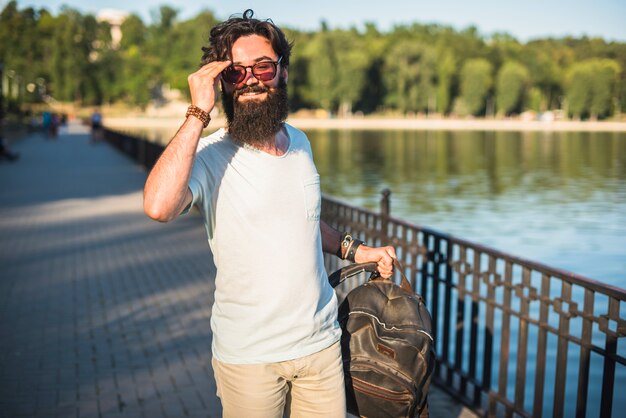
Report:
4,0,626,43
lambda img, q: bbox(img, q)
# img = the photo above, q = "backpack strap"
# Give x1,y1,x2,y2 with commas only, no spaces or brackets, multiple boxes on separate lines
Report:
327,259,414,294
328,262,378,288
393,258,414,294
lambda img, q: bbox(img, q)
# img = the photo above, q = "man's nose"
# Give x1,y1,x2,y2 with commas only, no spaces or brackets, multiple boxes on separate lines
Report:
243,68,258,85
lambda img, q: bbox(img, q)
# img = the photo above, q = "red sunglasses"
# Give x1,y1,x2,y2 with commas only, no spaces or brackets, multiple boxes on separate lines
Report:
221,56,283,85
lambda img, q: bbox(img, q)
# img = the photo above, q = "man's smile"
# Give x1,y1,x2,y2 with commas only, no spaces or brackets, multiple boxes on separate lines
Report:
237,90,268,101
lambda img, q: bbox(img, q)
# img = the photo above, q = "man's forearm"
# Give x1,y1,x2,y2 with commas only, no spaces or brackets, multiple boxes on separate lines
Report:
320,221,342,256
143,117,204,222
321,220,396,277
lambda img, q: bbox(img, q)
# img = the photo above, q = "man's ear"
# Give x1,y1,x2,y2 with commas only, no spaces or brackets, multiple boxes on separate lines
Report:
282,66,288,84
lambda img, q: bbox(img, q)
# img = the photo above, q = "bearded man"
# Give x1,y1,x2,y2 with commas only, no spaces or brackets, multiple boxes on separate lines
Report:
143,9,396,418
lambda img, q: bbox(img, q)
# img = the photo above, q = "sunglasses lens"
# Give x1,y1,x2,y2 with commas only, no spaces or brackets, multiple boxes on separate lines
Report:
253,62,276,81
222,67,245,84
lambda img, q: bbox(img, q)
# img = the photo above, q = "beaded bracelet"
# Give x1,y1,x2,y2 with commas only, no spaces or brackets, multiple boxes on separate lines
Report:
186,105,211,128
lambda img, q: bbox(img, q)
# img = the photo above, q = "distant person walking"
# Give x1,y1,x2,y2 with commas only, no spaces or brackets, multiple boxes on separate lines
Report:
90,108,103,142
42,111,52,138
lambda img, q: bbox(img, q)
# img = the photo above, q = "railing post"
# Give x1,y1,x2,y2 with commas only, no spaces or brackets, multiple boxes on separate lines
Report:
380,188,391,244
380,188,391,216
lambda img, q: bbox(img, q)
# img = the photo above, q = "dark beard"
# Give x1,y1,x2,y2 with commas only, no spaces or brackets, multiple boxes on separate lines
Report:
221,78,288,148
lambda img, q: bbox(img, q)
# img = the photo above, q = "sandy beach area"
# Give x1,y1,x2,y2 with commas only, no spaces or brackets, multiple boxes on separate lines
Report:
103,115,626,132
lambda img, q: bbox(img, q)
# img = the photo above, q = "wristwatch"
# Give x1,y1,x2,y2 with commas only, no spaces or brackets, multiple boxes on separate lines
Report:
340,233,353,260
339,232,365,263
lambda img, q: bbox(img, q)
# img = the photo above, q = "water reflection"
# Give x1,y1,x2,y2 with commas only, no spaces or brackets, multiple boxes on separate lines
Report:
306,129,626,286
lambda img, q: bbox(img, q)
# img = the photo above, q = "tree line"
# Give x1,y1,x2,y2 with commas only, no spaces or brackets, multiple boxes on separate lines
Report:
1,1,625,120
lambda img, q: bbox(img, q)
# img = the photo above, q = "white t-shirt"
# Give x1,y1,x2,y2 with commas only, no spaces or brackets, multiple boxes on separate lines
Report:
187,124,340,364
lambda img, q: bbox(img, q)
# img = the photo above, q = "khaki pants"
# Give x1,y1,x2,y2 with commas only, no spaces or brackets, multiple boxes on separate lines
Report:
212,341,346,418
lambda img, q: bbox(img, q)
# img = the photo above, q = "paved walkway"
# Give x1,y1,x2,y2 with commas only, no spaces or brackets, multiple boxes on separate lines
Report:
0,121,476,418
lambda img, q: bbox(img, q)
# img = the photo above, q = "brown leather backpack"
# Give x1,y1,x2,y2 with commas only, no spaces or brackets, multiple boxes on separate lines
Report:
329,260,435,418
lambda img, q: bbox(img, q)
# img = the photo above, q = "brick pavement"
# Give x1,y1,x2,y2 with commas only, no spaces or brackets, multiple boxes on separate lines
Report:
1,123,219,418
0,121,476,418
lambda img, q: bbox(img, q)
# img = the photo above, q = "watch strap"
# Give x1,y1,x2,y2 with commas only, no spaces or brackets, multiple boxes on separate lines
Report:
346,239,364,263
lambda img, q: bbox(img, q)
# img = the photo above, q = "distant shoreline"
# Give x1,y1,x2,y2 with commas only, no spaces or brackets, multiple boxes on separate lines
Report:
104,116,626,132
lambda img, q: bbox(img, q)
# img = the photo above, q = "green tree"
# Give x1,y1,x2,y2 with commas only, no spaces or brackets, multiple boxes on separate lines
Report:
605,43,626,113
351,23,388,113
565,59,621,119
145,6,179,101
120,45,153,107
488,33,523,72
496,61,529,115
300,23,336,111
383,39,437,114
435,49,456,114
527,87,544,112
117,15,152,107
565,62,592,119
589,59,621,119
167,11,219,96
522,40,574,110
332,29,372,115
32,7,113,105
0,2,44,105
283,28,312,111
460,58,493,116
119,14,147,50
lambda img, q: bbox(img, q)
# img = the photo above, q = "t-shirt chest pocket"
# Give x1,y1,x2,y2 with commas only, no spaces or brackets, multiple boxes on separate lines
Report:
303,174,321,221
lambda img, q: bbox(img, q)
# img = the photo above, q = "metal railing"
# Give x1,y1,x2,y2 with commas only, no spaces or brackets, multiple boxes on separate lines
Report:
322,191,625,418
104,128,625,418
103,129,164,170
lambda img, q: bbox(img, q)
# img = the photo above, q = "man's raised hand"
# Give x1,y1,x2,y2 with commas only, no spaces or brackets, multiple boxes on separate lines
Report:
187,60,232,113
